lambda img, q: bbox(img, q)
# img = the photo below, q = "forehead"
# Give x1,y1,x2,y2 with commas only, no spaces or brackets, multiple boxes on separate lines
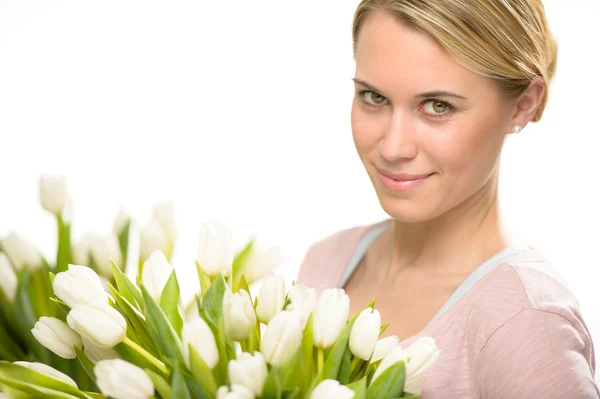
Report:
354,10,488,96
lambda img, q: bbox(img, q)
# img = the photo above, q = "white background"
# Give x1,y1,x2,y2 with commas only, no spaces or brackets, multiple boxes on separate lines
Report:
1,0,599,366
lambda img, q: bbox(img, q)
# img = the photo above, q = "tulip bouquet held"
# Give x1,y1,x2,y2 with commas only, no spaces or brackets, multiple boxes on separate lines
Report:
0,220,440,399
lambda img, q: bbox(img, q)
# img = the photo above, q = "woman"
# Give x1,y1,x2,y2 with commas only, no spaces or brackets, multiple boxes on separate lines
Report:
297,0,598,397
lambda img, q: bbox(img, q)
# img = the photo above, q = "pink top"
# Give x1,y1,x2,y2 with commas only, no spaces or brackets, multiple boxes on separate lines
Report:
297,219,599,398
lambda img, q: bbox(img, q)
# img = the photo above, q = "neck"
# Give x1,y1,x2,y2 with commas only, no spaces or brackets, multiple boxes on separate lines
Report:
384,171,512,275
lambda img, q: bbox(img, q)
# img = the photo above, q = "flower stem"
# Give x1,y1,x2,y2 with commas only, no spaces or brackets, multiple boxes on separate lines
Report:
123,337,169,376
317,347,324,374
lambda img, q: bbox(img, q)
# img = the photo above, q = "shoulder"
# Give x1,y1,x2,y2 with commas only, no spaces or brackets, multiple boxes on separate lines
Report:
466,249,592,347
295,218,391,292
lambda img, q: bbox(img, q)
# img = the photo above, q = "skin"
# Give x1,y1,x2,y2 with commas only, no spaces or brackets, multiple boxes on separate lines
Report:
344,10,545,339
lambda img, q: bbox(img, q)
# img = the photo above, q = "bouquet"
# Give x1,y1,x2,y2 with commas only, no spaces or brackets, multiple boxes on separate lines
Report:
0,177,439,398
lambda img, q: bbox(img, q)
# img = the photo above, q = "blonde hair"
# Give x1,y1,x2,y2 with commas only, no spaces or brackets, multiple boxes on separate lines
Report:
352,0,558,122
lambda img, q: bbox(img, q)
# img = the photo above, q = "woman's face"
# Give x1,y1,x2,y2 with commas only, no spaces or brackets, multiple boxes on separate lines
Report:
351,10,515,223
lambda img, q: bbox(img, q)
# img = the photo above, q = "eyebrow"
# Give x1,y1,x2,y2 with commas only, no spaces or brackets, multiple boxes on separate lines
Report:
352,78,468,100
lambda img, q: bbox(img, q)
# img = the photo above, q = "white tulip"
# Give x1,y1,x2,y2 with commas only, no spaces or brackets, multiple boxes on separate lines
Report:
349,307,381,361
310,379,355,399
404,374,426,395
405,336,440,379
369,335,400,364
139,219,168,261
256,273,286,324
153,202,176,240
216,385,254,399
52,264,109,309
313,288,350,349
1,232,42,271
371,345,408,383
222,289,257,342
15,361,77,388
83,336,120,364
182,317,219,369
113,207,130,236
228,352,268,396
241,245,284,284
0,253,17,302
31,317,82,359
141,250,174,301
67,305,127,349
95,359,154,399
285,283,317,328
40,175,67,216
197,219,234,278
0,393,12,398
261,310,303,367
89,234,121,278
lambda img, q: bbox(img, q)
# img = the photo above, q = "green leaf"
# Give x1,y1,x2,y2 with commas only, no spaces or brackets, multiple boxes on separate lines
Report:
195,260,212,298
400,394,420,399
202,274,227,327
380,322,390,336
337,346,352,384
231,239,255,285
171,367,192,399
140,285,185,365
115,339,168,378
159,270,183,339
56,215,71,273
116,220,131,275
74,347,96,385
0,323,26,361
182,371,211,399
111,260,143,311
14,270,51,364
322,318,356,381
188,344,217,396
282,387,300,399
0,361,93,399
366,360,405,399
108,284,159,357
145,369,173,399
347,377,367,399
301,313,314,394
261,366,282,399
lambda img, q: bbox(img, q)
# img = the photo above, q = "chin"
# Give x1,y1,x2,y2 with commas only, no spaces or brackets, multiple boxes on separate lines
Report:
376,191,443,224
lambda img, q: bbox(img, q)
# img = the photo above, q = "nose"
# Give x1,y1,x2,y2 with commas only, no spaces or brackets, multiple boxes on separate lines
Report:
378,110,418,162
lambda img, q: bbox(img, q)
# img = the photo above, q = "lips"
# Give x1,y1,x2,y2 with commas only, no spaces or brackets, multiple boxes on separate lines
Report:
376,169,433,182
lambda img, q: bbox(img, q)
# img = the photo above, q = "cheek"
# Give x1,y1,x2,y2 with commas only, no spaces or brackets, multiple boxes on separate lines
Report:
351,100,381,159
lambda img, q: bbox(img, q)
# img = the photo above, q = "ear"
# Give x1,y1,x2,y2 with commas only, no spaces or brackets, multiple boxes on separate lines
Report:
510,76,546,131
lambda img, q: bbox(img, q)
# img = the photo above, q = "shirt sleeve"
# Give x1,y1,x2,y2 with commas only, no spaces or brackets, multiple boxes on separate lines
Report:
474,308,599,398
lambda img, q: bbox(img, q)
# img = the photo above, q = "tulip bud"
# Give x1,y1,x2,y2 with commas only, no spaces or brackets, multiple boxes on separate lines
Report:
222,289,257,342
261,310,303,367
369,335,400,364
83,336,120,364
313,288,350,349
0,253,17,303
228,352,268,396
52,264,109,309
182,317,219,369
153,202,176,240
1,232,42,271
310,379,355,399
141,250,174,301
15,361,77,388
31,317,82,359
349,307,380,361
95,359,155,399
404,374,426,395
216,385,254,399
89,234,121,278
256,273,286,324
197,219,234,278
67,305,127,348
371,345,408,384
40,175,67,216
405,336,440,379
139,220,168,261
285,283,317,328
241,245,284,284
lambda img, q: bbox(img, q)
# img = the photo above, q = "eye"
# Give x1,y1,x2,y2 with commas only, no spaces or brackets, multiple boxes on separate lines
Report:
422,100,453,118
359,90,388,106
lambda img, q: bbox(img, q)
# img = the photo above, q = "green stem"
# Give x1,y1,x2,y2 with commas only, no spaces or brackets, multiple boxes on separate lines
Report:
56,215,71,273
317,348,324,374
138,259,144,280
123,337,169,376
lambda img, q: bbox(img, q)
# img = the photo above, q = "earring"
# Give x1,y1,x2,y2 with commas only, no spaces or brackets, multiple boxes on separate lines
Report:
512,124,522,134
